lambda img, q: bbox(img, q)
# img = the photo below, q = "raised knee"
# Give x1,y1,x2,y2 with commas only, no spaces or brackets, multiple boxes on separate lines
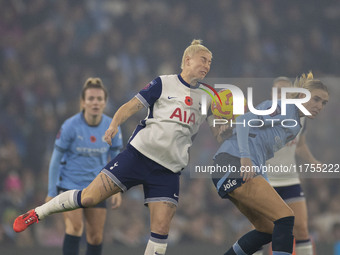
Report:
285,207,294,218
253,220,274,234
274,206,294,221
80,188,98,207
81,197,95,208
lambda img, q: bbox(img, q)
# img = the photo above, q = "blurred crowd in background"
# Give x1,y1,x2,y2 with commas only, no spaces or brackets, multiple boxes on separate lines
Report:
1,0,340,249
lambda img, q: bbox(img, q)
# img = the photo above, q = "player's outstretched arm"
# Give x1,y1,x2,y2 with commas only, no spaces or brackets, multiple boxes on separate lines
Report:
105,97,144,145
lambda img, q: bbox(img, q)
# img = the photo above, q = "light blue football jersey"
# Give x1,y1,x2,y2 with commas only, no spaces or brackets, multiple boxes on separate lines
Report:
54,112,123,190
215,100,302,173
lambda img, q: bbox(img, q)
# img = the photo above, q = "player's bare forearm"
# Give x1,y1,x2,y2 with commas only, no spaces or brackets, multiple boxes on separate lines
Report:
105,97,144,145
110,97,144,128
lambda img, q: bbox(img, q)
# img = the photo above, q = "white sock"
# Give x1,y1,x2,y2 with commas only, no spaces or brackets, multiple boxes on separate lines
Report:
254,250,264,255
144,239,167,255
35,190,81,220
295,240,313,255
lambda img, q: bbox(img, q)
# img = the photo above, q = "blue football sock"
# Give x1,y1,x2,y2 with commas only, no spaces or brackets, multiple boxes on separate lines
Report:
272,216,295,255
224,230,272,255
63,234,81,255
86,242,103,255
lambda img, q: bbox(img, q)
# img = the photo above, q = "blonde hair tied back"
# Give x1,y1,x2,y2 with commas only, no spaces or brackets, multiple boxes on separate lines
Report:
181,39,212,69
191,39,202,46
293,71,314,89
292,71,328,98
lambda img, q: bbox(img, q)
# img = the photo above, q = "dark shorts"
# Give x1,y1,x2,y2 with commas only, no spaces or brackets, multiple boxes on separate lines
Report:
101,144,180,206
211,153,246,199
274,184,305,204
57,186,106,208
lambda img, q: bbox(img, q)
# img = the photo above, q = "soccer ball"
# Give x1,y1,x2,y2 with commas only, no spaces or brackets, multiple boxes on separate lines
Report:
210,89,247,121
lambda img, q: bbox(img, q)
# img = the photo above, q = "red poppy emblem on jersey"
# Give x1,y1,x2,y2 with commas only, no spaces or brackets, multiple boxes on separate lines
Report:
90,136,96,143
185,96,193,106
56,129,61,139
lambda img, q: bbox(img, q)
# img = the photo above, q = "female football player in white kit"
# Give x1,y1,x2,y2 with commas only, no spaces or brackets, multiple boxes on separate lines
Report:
13,39,214,255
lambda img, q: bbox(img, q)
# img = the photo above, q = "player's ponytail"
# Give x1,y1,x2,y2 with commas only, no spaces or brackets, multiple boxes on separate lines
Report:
190,39,202,46
181,39,212,69
291,71,328,98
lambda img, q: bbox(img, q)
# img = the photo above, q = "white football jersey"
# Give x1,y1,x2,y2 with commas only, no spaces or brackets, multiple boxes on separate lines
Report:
129,74,212,173
266,118,306,187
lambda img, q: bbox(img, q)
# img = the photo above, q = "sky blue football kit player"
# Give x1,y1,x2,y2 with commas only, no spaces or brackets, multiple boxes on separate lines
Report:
49,109,123,194
259,76,322,255
46,78,123,255
212,73,328,255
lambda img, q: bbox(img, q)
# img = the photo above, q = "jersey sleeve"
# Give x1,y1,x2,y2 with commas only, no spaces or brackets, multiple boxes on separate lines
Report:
235,113,253,158
47,147,64,197
55,120,75,151
235,100,299,158
235,100,278,157
135,77,162,107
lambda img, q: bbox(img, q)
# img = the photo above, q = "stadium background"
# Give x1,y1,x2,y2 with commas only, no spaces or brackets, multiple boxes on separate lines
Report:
1,0,339,254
